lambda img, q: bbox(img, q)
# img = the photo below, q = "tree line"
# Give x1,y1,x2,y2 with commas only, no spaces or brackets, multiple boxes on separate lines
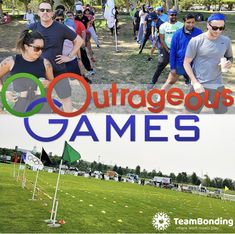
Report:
1,147,234,190
1,0,234,17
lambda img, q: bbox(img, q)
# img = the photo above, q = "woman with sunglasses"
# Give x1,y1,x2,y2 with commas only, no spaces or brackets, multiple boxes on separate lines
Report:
0,29,53,113
184,13,233,114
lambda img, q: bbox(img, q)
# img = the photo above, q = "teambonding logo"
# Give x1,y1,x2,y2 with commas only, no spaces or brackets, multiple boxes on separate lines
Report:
152,212,171,231
152,212,234,231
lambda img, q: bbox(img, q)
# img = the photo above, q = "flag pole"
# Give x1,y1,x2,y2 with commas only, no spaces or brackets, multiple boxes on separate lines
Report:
48,200,61,227
13,162,16,178
17,154,23,182
31,168,40,200
114,18,118,52
46,159,63,223
22,164,26,189
31,151,43,200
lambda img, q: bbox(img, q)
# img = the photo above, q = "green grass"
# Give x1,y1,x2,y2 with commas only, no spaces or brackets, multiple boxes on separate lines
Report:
0,163,235,233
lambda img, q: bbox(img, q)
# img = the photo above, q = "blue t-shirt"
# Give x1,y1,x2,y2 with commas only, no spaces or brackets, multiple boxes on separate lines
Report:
158,13,168,23
144,12,158,30
29,21,77,73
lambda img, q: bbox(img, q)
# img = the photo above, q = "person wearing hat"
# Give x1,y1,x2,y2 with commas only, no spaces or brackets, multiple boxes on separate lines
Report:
146,15,163,61
160,13,202,91
183,13,233,113
155,6,168,23
139,7,162,54
148,9,183,89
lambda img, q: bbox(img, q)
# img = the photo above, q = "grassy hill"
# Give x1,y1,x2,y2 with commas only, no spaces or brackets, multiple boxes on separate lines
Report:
0,163,235,233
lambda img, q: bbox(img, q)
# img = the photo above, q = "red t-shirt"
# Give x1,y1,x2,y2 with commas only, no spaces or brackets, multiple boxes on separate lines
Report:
74,20,86,37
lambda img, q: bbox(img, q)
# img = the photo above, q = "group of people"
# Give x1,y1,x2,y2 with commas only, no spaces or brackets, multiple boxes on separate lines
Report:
0,1,234,115
130,4,233,113
0,0,101,114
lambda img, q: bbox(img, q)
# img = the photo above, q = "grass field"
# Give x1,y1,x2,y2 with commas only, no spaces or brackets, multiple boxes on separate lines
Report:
0,163,235,233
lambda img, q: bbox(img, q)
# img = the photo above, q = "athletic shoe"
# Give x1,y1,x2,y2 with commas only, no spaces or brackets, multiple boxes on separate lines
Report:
147,57,153,61
185,80,191,86
86,70,96,76
88,70,95,75
97,45,100,48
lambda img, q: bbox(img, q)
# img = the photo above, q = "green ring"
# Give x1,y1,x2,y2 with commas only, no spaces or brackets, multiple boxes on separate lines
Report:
1,73,46,117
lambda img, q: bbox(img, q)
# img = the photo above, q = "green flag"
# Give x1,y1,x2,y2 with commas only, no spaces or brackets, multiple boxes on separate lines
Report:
62,141,81,163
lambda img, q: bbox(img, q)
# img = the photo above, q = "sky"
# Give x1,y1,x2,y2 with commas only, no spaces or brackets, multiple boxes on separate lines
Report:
0,114,234,180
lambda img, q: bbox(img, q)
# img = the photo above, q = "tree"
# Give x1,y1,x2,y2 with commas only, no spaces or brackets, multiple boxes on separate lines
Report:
135,165,141,175
169,173,176,182
203,175,211,187
19,0,31,12
179,0,194,10
113,164,118,172
141,169,148,178
176,173,183,183
213,177,223,188
117,166,124,175
191,172,199,185
156,171,163,176
90,161,98,170
181,172,188,183
222,178,233,189
0,0,3,17
97,162,103,171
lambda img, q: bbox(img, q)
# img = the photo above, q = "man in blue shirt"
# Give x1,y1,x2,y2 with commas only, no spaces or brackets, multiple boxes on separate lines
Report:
160,13,203,91
139,6,162,54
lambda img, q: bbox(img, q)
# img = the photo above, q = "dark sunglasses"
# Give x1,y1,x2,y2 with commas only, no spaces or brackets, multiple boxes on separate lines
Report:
27,44,44,52
170,14,177,16
39,8,52,13
55,18,64,22
209,23,225,31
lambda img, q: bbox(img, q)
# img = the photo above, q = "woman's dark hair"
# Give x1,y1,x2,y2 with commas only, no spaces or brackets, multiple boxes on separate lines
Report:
142,4,146,13
83,8,91,14
183,13,195,22
55,4,66,12
16,30,45,52
53,9,65,19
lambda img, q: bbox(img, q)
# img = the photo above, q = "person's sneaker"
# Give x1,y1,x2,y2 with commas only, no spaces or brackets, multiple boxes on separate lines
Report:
134,36,137,40
88,70,96,75
96,44,100,48
86,70,96,76
147,82,154,90
184,80,191,86
84,76,92,84
147,57,153,61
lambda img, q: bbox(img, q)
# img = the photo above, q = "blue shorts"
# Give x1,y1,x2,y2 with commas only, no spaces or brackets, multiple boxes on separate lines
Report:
176,66,187,76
